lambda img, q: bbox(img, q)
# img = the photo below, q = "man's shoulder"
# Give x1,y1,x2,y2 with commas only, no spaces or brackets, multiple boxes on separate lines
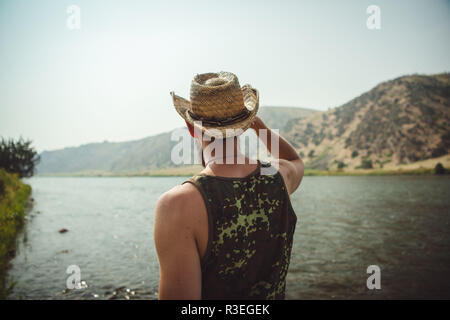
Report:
159,181,202,202
156,182,205,222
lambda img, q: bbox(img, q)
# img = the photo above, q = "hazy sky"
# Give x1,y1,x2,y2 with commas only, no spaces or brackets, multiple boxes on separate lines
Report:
0,0,449,151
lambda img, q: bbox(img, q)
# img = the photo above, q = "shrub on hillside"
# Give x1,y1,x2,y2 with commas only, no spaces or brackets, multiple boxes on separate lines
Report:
360,159,373,169
434,163,446,175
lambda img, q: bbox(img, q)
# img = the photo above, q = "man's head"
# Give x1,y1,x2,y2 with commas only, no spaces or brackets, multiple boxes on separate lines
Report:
171,71,259,141
185,120,241,167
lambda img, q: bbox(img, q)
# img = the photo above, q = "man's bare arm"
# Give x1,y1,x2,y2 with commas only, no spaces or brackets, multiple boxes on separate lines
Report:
251,116,304,194
154,186,202,299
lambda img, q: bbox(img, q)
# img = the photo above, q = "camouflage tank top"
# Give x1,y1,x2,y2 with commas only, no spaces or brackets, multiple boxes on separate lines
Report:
183,160,297,299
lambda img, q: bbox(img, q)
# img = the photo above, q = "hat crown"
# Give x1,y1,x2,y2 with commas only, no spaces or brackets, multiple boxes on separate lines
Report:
190,72,245,119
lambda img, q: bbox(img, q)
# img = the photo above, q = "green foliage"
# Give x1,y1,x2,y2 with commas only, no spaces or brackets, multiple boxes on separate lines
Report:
0,138,40,178
0,179,4,199
351,150,359,158
434,163,446,175
360,159,373,169
308,150,315,158
337,161,346,169
0,169,31,298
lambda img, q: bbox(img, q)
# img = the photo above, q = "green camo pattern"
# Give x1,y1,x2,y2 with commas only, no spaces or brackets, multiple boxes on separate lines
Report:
185,161,297,299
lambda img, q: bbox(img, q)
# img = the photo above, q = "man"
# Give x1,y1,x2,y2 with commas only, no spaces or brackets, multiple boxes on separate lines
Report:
154,71,304,299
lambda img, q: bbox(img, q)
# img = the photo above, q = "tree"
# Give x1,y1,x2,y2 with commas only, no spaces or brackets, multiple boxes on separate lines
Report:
434,163,446,175
0,138,40,178
361,159,373,169
337,161,346,169
351,150,359,158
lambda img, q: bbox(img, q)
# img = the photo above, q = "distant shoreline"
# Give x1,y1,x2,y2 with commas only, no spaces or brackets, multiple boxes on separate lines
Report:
35,166,448,178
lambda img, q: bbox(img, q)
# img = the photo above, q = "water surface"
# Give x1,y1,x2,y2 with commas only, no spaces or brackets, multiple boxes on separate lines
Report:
7,175,450,299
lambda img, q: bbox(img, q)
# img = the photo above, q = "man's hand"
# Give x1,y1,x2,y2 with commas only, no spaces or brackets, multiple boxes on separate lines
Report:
250,116,265,131
250,116,304,195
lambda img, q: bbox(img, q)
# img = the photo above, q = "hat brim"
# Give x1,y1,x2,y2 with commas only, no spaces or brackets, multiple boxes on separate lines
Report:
170,85,259,138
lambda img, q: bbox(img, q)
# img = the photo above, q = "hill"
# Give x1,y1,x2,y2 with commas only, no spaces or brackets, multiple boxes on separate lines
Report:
37,106,318,175
38,131,176,174
37,74,450,175
256,106,317,131
284,73,450,170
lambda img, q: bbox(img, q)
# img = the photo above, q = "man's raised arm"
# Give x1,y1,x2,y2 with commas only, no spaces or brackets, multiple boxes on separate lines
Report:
250,116,304,194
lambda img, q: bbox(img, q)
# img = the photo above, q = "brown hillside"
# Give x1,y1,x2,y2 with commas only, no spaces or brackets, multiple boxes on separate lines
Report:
283,73,450,170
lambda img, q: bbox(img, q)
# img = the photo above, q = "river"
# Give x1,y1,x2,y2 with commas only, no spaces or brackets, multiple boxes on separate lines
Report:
7,175,450,299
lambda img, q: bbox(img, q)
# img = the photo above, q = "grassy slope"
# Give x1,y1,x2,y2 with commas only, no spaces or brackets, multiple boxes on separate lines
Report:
0,169,31,298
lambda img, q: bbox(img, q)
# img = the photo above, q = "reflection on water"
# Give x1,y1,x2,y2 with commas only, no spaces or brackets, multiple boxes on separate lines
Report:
7,175,450,299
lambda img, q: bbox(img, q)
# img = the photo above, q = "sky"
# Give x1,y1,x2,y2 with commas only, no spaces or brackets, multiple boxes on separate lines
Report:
0,0,449,152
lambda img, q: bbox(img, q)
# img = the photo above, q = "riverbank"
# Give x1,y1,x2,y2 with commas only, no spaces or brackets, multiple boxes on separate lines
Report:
304,167,441,176
0,169,32,298
36,165,448,177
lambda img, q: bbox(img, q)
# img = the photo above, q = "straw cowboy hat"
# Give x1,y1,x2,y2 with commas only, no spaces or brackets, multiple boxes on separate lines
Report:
170,71,259,138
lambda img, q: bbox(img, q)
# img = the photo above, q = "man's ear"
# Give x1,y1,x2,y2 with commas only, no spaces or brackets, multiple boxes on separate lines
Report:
187,121,205,167
185,120,195,138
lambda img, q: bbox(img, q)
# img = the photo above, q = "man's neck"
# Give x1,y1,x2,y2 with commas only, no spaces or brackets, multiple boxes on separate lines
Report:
202,137,244,166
